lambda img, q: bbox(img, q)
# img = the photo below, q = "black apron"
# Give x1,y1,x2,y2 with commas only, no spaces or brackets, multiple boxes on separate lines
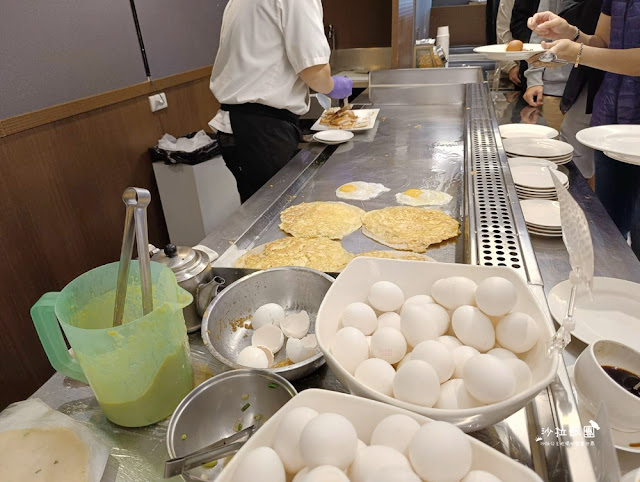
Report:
217,103,301,203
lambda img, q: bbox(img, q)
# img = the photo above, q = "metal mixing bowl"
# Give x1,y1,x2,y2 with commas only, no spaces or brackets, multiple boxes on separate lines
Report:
201,267,334,380
166,369,296,481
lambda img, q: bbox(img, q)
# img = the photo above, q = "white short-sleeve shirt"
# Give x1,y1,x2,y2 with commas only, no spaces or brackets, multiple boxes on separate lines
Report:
209,0,331,134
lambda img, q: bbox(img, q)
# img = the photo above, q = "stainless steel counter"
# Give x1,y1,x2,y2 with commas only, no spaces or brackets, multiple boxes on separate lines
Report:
24,72,640,481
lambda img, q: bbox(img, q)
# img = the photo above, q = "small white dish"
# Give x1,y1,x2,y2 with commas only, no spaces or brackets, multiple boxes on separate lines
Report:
567,365,640,454
313,130,354,144
500,124,559,139
548,277,640,352
474,43,544,61
508,157,559,170
504,138,574,158
512,166,569,189
520,200,561,228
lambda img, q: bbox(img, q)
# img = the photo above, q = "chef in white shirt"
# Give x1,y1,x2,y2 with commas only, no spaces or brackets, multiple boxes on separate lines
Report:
209,0,353,203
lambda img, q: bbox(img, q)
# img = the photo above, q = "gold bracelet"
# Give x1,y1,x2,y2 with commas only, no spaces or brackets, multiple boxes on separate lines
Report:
574,43,584,68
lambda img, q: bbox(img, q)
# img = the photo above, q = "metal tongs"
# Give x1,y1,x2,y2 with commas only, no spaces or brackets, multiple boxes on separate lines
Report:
537,51,569,65
164,425,257,478
112,187,153,327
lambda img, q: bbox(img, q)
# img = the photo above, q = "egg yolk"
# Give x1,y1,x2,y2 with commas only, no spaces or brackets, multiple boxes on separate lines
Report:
339,184,358,193
404,189,422,198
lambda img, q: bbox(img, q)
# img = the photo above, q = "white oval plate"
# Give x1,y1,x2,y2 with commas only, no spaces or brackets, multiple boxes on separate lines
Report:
500,124,559,139
576,125,640,160
474,43,544,61
548,277,640,352
504,138,574,158
512,166,569,189
313,130,355,144
520,199,561,228
508,157,559,170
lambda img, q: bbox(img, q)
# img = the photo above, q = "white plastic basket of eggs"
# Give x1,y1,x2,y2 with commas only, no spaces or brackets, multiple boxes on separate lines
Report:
217,389,542,482
315,257,559,431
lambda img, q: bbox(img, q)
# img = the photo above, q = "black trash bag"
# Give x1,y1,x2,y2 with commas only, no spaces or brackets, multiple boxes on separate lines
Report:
149,131,220,166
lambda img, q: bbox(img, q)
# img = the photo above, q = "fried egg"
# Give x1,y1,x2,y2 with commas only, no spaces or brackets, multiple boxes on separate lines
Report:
395,189,453,206
336,181,390,201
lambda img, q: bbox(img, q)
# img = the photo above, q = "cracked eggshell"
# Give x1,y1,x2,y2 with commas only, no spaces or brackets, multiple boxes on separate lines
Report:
287,336,317,364
252,324,284,354
281,310,310,339
253,303,286,329
368,281,405,312
430,277,478,310
254,345,274,366
332,327,370,375
342,302,378,335
237,346,269,368
452,305,495,352
371,327,407,364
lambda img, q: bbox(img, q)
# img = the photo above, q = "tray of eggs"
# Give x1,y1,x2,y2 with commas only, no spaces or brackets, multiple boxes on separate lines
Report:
315,257,559,431
217,389,542,482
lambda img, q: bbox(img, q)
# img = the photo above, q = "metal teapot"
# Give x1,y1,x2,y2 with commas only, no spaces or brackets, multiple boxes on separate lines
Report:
150,244,224,333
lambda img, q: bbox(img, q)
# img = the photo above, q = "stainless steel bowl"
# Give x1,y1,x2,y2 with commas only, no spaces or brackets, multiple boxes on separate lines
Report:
201,267,334,380
167,369,296,481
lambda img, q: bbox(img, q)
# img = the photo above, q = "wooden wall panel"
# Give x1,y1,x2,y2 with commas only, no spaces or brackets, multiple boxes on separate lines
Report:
429,4,487,46
0,77,219,409
323,0,393,49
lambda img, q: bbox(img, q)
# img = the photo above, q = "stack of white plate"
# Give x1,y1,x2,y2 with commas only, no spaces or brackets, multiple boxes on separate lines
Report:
520,199,563,237
499,124,559,139
503,138,574,166
507,157,558,171
511,165,569,200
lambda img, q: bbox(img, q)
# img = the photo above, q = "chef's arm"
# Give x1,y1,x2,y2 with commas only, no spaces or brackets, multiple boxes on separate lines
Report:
299,63,334,95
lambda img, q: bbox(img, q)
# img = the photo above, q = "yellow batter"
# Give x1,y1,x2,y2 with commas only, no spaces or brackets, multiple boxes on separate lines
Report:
356,250,435,261
234,237,354,272
362,206,460,253
279,202,365,240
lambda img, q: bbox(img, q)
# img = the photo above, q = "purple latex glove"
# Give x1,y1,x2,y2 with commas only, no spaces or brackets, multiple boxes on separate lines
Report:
328,75,353,99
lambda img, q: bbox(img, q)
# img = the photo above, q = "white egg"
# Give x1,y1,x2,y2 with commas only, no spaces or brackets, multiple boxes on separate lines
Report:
410,340,454,383
504,358,533,394
299,413,358,470
273,407,318,473
281,311,310,339
400,304,447,347
348,445,412,482
452,305,496,352
371,327,407,364
342,302,378,335
336,181,390,201
475,277,518,317
434,378,484,409
366,336,372,357
237,346,269,368
357,439,368,452
409,422,472,482
377,312,402,332
331,327,370,375
355,358,396,397
487,347,517,359
286,335,318,363
395,352,412,370
452,345,480,378
292,468,309,482
253,303,285,330
364,466,421,482
370,414,420,456
437,335,463,351
393,360,440,407
252,324,284,354
231,446,285,482
495,312,539,353
430,277,478,310
463,354,516,404
305,465,350,482
400,295,434,315
462,470,503,482
368,281,405,312
254,345,274,366
395,189,453,207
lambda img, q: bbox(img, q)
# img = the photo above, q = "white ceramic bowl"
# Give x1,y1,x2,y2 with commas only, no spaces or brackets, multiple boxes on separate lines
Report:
574,340,640,431
315,257,559,432
217,389,542,481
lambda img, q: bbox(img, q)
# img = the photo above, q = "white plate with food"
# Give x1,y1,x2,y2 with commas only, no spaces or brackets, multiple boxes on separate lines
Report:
217,389,543,481
520,200,561,228
576,125,640,164
313,130,355,145
499,124,559,139
312,107,381,132
504,138,574,158
508,157,559,170
474,42,544,61
548,277,640,352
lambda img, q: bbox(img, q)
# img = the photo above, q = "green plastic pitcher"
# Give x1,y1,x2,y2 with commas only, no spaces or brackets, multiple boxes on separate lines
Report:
31,261,195,427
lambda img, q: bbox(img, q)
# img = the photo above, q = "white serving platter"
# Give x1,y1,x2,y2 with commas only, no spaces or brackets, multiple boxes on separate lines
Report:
311,108,381,132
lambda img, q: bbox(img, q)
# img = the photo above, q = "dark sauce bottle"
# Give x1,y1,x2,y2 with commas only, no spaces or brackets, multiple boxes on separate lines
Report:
601,365,640,398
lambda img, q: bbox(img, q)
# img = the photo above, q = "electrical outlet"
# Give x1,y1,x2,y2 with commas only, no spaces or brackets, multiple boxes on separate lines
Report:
149,93,168,112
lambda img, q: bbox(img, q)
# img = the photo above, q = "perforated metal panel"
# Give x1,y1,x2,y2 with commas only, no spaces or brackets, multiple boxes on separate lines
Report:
465,84,528,279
